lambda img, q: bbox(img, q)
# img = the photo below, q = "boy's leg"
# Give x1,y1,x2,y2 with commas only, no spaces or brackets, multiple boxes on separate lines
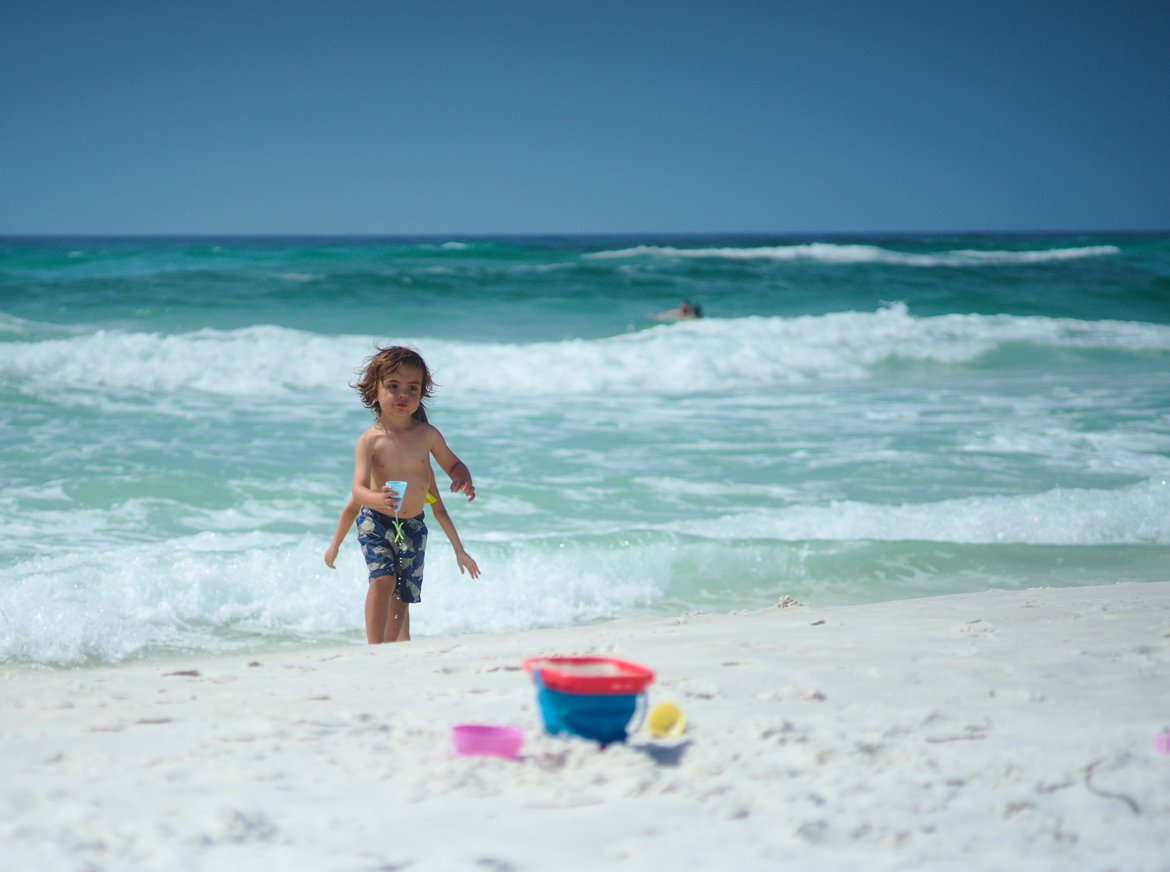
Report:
394,602,411,642
364,576,397,644
383,596,409,643
384,520,420,643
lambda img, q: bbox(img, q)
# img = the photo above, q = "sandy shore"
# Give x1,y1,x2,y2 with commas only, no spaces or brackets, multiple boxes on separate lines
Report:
3,582,1168,871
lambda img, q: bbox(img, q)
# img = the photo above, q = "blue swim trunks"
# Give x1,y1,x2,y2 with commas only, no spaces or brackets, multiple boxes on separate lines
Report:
355,508,427,603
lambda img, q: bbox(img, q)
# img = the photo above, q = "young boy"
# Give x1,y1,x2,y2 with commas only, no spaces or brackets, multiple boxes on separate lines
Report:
346,346,476,643
324,467,480,587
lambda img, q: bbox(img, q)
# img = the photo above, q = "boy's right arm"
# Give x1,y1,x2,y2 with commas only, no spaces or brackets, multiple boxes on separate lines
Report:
351,434,391,512
324,496,360,569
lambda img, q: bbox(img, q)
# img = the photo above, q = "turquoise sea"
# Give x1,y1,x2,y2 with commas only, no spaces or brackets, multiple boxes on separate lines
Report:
2,234,1168,666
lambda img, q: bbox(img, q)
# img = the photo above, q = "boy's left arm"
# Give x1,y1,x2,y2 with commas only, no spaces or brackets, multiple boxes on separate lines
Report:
428,497,480,579
429,427,476,501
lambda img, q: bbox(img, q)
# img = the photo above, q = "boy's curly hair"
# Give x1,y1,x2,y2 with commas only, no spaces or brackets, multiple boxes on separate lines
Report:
352,346,435,420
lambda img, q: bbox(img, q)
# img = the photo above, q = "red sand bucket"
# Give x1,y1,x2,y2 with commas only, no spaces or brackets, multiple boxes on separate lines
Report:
523,657,655,695
523,657,655,745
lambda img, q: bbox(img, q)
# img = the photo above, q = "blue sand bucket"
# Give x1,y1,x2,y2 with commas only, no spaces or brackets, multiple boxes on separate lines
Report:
523,657,655,745
533,676,645,745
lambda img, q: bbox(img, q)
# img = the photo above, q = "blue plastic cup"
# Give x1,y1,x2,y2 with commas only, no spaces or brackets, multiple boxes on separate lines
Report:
383,480,408,512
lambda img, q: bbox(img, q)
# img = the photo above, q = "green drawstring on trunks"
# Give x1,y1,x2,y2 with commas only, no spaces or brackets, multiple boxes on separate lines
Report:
389,512,405,584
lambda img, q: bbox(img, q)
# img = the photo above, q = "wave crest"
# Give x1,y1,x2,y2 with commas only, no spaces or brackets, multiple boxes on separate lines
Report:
2,305,1167,401
587,242,1121,266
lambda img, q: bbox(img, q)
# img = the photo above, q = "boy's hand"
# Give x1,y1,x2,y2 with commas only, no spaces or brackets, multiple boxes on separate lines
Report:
450,478,475,502
456,550,480,579
324,545,339,569
382,485,403,512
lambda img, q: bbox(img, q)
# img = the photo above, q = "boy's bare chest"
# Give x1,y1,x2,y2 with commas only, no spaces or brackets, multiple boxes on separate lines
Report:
368,430,430,475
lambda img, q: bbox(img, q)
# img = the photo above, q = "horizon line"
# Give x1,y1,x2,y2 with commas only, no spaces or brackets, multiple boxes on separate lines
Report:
2,228,1168,240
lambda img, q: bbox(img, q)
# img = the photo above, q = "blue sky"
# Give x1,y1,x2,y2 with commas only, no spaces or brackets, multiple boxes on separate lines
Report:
2,0,1168,234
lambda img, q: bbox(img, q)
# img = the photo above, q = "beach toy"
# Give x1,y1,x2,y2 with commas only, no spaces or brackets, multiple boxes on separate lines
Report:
524,656,655,746
383,480,408,511
1155,732,1170,755
451,724,524,760
383,480,408,542
646,701,687,739
534,684,643,746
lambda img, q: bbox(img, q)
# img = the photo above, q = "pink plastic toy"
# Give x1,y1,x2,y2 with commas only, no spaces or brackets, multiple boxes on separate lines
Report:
451,724,524,759
1155,732,1170,755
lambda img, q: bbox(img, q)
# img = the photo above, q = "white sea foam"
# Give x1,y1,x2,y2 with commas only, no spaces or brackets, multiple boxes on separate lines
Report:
948,246,1121,263
0,312,35,334
0,534,359,665
702,478,1170,546
4,478,1166,665
959,427,1170,477
586,242,1122,266
3,306,1166,402
0,528,666,665
443,303,1170,396
0,325,370,399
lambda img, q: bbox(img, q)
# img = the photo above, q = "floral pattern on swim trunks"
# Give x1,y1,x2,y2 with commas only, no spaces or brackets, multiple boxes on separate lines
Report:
356,507,427,603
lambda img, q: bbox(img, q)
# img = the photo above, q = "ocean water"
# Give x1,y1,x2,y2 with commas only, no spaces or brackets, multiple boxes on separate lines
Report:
2,233,1169,666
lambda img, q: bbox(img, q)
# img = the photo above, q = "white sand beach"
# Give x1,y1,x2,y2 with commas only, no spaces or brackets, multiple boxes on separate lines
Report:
3,582,1168,871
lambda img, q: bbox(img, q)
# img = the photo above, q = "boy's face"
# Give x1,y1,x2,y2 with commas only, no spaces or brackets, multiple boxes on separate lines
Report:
376,364,424,419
